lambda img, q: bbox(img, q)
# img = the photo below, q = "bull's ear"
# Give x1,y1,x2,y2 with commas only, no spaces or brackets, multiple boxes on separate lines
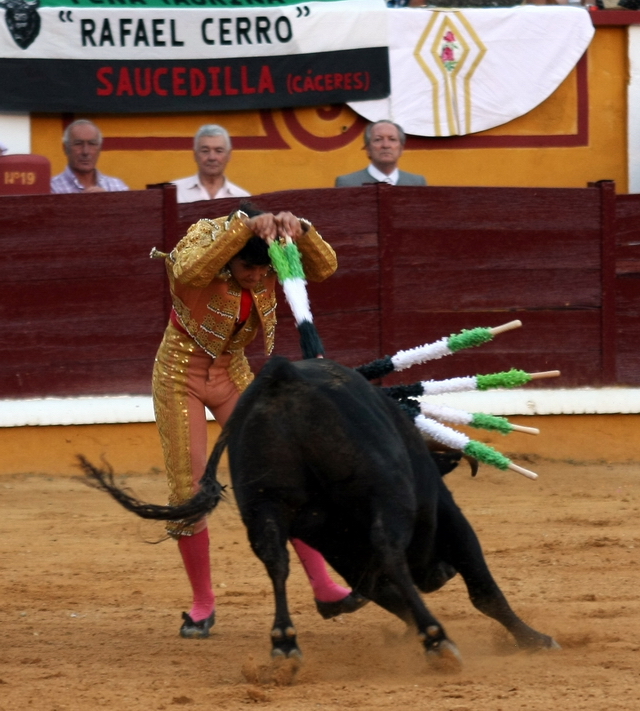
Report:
431,451,479,478
430,450,474,478
430,451,460,477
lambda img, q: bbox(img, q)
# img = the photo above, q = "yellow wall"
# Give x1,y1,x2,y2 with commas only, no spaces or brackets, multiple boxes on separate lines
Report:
0,422,219,477
0,415,638,477
31,27,629,194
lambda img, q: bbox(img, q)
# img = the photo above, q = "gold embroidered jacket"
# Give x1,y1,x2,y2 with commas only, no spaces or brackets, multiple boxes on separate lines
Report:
166,211,337,360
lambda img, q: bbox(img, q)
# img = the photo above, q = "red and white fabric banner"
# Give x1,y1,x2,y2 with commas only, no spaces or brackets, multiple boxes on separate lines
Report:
349,6,595,137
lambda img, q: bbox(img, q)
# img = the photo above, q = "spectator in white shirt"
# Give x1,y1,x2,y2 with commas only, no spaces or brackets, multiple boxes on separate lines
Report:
50,120,129,194
172,125,250,203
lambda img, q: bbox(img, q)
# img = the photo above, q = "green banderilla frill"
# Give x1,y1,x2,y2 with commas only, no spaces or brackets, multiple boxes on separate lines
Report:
284,242,305,279
470,412,514,435
476,368,532,391
267,240,292,282
464,440,512,470
267,240,306,283
447,327,494,353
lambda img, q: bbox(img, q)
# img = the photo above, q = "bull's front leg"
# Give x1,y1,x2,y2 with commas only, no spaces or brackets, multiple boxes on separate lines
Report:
246,510,301,659
369,511,464,671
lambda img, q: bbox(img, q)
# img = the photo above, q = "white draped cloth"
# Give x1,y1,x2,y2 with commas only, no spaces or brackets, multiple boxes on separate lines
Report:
349,6,595,137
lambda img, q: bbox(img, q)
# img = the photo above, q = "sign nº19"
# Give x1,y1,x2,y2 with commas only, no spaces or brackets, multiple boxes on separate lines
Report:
4,171,36,185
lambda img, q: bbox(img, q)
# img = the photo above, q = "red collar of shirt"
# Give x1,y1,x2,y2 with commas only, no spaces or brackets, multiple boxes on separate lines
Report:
238,288,252,324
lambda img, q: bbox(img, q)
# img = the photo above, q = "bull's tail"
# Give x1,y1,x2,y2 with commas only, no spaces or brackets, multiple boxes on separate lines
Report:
77,428,229,524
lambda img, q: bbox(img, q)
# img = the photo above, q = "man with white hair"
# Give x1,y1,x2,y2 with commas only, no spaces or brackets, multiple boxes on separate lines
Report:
172,124,250,203
50,119,129,194
335,120,426,188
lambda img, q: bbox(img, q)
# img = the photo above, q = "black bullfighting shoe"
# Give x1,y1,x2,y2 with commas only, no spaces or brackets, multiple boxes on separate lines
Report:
315,592,369,620
179,611,216,639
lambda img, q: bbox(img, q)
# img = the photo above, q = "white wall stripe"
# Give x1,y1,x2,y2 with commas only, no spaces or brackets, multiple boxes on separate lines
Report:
423,388,640,416
1,389,639,427
0,396,212,428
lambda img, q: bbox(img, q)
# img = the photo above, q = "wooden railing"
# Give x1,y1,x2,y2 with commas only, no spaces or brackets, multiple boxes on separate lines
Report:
1,180,638,399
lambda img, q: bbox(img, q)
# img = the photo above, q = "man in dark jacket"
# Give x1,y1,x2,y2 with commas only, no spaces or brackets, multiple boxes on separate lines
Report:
335,120,427,187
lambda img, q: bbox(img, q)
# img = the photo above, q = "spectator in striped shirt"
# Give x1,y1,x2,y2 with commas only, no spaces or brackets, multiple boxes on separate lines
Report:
50,120,129,194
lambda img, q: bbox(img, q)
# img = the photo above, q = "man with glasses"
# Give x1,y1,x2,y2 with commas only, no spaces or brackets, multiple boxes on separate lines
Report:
50,119,129,194
171,124,250,203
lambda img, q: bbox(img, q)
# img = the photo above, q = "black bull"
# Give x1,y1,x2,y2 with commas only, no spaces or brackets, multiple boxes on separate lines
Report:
80,356,558,669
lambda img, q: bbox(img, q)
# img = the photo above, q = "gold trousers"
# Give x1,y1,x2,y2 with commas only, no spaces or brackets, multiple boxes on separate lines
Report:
152,322,253,536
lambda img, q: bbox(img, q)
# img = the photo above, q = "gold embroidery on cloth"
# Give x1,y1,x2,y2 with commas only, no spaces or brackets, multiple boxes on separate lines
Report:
252,288,277,354
171,213,253,288
172,278,276,359
227,350,254,392
152,324,199,537
296,225,338,282
205,292,237,319
171,296,199,338
201,314,232,339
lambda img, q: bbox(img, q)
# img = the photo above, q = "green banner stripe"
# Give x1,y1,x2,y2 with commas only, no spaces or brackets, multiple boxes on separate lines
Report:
40,0,347,8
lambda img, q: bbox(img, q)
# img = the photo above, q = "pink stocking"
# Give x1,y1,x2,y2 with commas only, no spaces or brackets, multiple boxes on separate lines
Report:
178,527,216,622
291,538,350,602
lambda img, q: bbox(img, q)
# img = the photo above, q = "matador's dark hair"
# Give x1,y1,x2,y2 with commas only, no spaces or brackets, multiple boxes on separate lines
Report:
229,201,271,266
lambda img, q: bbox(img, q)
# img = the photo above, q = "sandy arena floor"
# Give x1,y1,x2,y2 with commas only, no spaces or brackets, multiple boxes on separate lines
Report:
1,457,639,710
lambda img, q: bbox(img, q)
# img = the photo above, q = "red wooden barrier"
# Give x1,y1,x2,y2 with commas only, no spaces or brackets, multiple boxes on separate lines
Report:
0,181,636,400
614,191,640,384
0,190,165,397
377,183,605,387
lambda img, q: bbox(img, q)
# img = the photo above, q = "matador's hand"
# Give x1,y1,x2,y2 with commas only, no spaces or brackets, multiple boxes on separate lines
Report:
273,212,305,241
243,211,308,243
243,213,278,242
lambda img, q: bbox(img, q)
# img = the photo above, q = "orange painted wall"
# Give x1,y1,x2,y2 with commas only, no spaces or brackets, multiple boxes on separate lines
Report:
1,415,638,478
30,27,628,194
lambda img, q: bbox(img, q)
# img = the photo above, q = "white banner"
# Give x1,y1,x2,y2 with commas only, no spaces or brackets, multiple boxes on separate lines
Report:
0,0,386,58
0,0,390,112
349,6,595,137
0,2,595,132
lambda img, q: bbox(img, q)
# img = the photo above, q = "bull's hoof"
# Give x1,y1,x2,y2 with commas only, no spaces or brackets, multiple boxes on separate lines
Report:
271,645,303,660
517,630,562,652
426,639,463,674
315,592,369,620
533,636,561,652
271,625,301,660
